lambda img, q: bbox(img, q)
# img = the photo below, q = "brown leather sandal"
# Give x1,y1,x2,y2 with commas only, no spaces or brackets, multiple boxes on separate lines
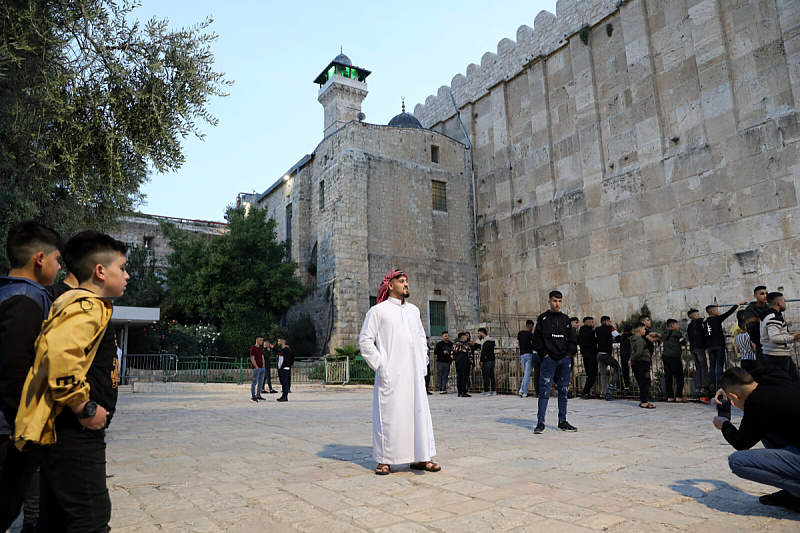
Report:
639,402,656,409
375,464,390,475
410,461,441,472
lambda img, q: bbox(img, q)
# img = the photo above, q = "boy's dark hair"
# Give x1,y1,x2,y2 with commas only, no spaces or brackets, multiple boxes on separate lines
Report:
549,290,562,300
583,316,593,323
705,305,717,313
666,318,678,327
441,330,448,335
736,310,745,321
623,324,632,333
720,367,755,391
570,316,579,323
256,334,263,339
458,332,468,340
478,327,487,335
737,319,746,330
687,308,699,318
754,285,767,294
767,292,784,306
525,319,534,326
6,221,62,269
638,314,650,320
633,322,646,331
600,316,610,323
62,230,128,283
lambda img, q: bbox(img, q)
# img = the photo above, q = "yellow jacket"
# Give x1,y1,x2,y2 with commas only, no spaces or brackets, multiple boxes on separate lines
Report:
14,289,112,450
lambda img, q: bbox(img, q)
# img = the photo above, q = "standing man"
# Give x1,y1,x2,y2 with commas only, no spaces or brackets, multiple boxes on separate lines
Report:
596,316,620,401
705,301,746,392
358,270,438,475
687,309,709,401
760,292,800,381
743,286,768,366
532,291,578,434
434,332,453,394
275,337,294,402
451,332,474,397
261,338,277,395
477,328,496,396
249,335,267,402
517,320,537,398
578,317,598,399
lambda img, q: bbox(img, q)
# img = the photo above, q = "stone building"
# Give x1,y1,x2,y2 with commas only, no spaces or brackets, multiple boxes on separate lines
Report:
413,0,800,321
241,53,479,352
109,214,227,272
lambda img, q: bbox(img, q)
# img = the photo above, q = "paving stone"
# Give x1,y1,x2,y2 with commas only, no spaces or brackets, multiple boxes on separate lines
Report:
97,386,799,532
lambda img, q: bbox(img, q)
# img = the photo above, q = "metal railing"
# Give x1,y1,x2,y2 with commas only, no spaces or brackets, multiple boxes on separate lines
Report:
165,357,327,385
121,354,178,384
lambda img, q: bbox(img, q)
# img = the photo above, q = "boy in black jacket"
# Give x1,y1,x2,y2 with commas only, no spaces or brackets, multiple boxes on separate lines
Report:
276,337,294,402
687,309,709,401
477,328,496,396
705,301,746,393
578,317,598,399
619,325,633,390
532,291,578,434
596,316,620,400
714,367,800,511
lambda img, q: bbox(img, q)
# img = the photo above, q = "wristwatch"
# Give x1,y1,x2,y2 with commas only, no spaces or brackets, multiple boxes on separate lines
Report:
76,400,97,420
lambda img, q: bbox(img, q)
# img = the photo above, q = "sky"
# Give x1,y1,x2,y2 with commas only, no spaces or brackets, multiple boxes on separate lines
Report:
134,0,559,222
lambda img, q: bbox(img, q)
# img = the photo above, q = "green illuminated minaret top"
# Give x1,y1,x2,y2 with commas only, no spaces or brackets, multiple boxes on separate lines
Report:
315,50,371,137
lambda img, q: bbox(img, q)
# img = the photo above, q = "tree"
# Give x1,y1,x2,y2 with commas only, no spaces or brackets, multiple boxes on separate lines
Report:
113,244,165,308
0,0,231,271
162,206,303,357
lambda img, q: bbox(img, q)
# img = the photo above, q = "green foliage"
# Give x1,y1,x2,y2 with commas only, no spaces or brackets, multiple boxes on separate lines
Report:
128,320,221,360
286,314,318,358
0,0,231,271
162,206,303,358
333,345,361,360
579,25,590,45
616,303,665,334
113,244,165,308
606,23,613,37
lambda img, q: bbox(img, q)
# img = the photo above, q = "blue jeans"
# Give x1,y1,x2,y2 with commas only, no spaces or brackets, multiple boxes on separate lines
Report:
251,367,265,397
436,362,451,391
729,433,800,497
707,346,726,391
537,355,571,424
520,353,533,395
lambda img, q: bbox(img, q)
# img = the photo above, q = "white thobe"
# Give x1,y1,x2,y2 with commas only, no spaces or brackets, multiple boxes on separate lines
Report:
358,297,437,464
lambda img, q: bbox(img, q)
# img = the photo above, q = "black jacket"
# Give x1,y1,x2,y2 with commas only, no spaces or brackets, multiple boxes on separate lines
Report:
532,310,576,361
743,301,767,350
705,305,739,347
451,341,473,367
687,318,706,350
279,347,294,368
595,324,615,354
517,329,534,353
721,366,800,450
479,339,495,363
434,340,453,364
578,325,598,356
619,332,633,359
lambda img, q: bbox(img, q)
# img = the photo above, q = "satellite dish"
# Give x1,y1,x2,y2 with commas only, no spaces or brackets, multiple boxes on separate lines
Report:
357,112,366,122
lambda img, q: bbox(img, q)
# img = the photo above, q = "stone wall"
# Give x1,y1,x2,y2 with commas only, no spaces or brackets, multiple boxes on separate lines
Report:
258,121,479,352
414,0,800,320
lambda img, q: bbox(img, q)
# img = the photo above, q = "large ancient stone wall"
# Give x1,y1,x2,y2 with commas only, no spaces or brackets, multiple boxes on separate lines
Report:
414,0,800,321
258,121,478,352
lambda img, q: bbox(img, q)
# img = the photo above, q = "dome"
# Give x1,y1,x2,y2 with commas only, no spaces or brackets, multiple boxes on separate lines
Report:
388,112,422,129
333,53,352,66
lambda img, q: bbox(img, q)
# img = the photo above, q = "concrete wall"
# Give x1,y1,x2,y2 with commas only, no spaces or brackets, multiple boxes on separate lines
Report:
414,0,800,320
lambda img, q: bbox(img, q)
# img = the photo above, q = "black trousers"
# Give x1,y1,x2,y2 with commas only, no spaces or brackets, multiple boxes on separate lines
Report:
482,360,496,392
455,362,471,395
0,436,39,532
662,356,684,398
619,353,631,388
581,352,598,395
632,361,651,404
278,368,291,399
741,359,758,372
264,361,273,390
37,424,111,533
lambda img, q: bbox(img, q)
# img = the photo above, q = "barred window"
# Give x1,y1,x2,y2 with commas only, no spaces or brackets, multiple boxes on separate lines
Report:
431,180,447,212
429,301,447,337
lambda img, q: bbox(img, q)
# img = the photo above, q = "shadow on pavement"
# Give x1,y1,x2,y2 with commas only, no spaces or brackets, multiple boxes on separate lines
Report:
318,444,374,470
671,478,800,520
496,417,537,431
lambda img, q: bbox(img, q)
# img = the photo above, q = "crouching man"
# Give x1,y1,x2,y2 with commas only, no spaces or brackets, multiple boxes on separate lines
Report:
713,367,800,511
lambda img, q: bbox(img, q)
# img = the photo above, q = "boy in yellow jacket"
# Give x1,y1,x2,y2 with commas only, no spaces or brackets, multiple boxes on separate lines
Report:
15,231,128,532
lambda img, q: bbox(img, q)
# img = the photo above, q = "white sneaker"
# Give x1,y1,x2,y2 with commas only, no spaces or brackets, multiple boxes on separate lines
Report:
519,392,527,398
490,391,497,396
481,391,490,396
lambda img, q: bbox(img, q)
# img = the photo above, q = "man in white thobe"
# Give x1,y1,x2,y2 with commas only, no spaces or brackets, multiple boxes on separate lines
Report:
359,270,439,475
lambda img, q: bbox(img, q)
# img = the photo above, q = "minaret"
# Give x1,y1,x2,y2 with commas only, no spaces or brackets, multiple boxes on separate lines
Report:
314,49,371,137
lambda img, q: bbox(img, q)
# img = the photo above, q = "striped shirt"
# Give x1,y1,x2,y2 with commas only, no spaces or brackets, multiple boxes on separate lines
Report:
736,332,756,361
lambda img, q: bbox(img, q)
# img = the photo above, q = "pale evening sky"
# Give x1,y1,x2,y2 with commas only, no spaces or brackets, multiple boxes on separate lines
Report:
134,0,558,222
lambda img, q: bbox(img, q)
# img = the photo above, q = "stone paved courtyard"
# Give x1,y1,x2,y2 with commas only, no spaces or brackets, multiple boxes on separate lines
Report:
105,384,799,532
